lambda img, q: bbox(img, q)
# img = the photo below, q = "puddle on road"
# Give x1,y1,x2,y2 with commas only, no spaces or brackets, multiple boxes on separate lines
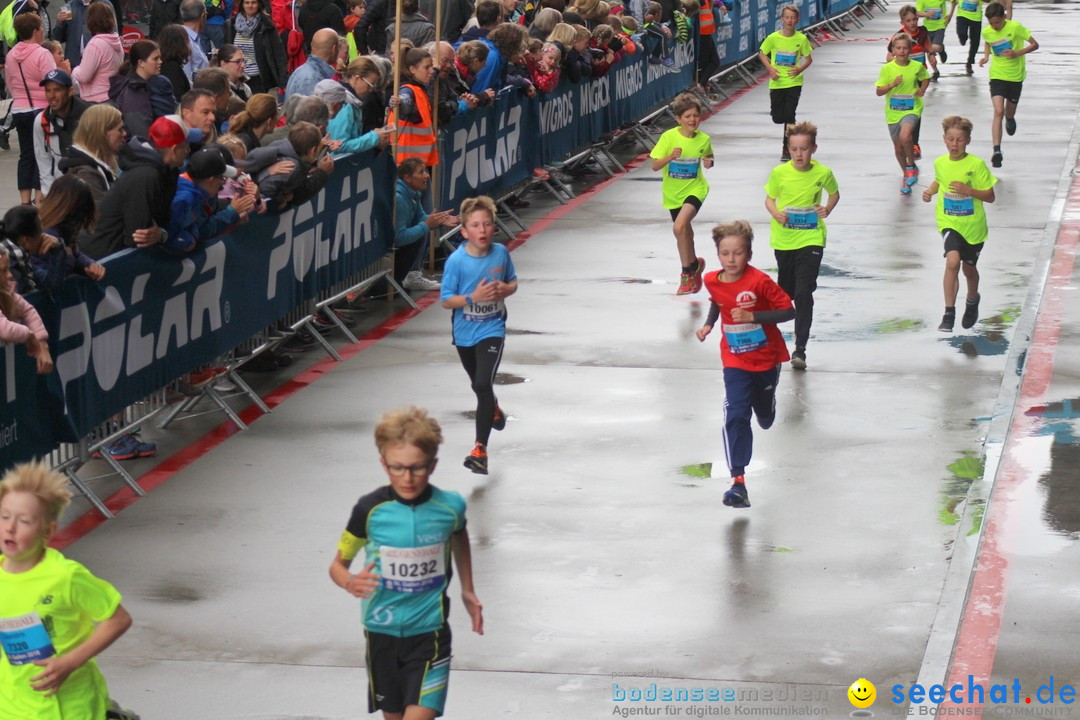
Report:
680,462,713,478
940,451,986,537
818,264,872,280
495,373,528,385
874,317,925,334
506,328,548,335
940,305,1018,356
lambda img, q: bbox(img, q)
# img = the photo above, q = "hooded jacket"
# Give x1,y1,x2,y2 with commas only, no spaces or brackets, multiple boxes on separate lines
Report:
71,31,124,102
81,137,179,260
385,12,436,49
108,72,177,138
327,84,383,156
298,0,345,54
5,41,55,111
244,138,330,210
33,95,91,195
58,144,117,249
167,174,241,255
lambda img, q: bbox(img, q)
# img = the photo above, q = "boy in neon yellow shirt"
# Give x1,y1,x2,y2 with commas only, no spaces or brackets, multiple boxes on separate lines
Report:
0,461,133,720
876,32,930,195
979,1,1038,168
758,4,813,161
921,115,997,332
763,121,840,370
650,93,714,295
916,0,951,80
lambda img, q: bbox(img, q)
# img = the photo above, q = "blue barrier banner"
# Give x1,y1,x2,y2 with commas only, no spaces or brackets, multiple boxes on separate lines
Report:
440,40,696,211
0,149,394,470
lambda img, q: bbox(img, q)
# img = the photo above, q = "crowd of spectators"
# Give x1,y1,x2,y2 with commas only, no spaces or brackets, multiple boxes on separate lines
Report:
0,0,714,458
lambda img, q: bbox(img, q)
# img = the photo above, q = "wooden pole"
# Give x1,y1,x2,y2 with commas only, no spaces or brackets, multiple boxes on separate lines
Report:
389,0,403,301
429,0,443,272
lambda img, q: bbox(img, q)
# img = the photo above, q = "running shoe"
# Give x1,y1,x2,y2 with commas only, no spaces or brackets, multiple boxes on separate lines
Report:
962,294,980,329
676,271,694,295
938,312,955,332
965,63,973,76
691,257,706,294
900,178,912,196
913,143,922,160
723,478,751,508
790,348,807,370
939,48,948,63
94,434,155,461
492,405,507,431
0,131,9,151
930,70,940,83
131,434,157,458
904,165,919,186
1005,117,1017,136
991,151,1003,168
464,443,488,475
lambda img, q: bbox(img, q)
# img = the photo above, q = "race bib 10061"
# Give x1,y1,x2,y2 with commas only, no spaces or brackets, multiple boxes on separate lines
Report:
464,298,505,322
380,543,447,593
0,612,55,666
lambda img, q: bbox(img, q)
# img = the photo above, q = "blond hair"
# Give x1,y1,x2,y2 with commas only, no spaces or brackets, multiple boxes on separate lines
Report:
73,104,123,174
0,460,72,524
215,133,249,161
460,195,497,224
941,115,973,138
546,22,577,46
787,120,818,145
374,406,444,459
712,220,754,253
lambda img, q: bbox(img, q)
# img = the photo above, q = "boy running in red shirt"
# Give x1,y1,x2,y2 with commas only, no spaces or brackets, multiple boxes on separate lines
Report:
697,221,795,509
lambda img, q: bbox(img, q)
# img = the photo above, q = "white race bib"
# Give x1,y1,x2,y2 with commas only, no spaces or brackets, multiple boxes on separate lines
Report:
667,157,700,180
0,612,55,666
380,543,447,593
784,206,819,230
464,298,505,322
723,322,767,354
890,93,915,112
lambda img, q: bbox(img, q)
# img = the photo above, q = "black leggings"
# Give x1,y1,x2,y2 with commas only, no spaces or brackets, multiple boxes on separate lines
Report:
956,16,981,66
14,111,40,192
456,337,504,446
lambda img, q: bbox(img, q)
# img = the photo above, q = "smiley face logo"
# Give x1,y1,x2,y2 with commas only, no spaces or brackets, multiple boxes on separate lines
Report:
848,678,876,709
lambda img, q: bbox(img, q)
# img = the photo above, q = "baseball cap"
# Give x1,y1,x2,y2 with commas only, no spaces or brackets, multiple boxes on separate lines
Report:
39,69,73,88
187,148,239,180
148,114,203,149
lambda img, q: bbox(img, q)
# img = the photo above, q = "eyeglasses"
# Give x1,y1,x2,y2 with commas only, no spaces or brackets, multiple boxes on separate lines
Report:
384,461,434,477
361,76,376,91
223,57,244,65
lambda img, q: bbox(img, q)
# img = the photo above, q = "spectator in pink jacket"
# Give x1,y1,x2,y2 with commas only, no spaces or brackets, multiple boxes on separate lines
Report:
5,12,58,205
0,248,53,375
71,2,124,102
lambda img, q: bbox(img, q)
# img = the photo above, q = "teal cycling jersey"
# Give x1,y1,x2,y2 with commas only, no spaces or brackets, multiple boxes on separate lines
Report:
338,485,467,638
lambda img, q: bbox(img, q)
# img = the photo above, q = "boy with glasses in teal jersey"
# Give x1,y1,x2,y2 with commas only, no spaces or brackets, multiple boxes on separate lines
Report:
330,406,484,720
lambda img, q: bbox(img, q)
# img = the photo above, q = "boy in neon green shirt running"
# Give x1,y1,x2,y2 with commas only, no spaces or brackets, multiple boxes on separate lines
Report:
758,4,813,161
876,32,930,195
921,115,997,332
763,121,839,370
979,0,1038,168
0,461,133,720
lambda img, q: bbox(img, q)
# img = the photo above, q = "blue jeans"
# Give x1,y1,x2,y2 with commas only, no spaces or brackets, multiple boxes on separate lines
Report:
722,365,780,478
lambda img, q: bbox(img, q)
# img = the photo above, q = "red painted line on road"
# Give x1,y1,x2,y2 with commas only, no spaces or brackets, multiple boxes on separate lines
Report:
51,79,765,550
941,160,1080,703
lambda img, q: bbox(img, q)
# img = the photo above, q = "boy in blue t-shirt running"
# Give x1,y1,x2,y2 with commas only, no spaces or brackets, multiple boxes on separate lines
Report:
440,196,519,475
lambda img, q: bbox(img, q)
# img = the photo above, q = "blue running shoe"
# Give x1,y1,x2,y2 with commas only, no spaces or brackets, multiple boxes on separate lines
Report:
723,478,751,508
96,434,141,461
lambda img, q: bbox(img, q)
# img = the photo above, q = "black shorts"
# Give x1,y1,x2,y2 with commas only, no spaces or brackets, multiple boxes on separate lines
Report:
942,229,983,266
366,626,452,716
669,195,703,221
989,79,1023,104
769,86,802,125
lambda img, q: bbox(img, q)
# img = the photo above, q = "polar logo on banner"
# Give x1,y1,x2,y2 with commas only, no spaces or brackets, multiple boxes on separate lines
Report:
447,106,522,192
266,166,375,298
615,63,643,101
55,243,227,401
540,93,573,134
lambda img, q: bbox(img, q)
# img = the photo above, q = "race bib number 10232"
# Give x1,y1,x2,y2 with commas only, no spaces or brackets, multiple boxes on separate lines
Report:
380,543,447,593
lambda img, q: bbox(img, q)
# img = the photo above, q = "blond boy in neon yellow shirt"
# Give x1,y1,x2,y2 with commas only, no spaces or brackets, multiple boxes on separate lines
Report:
921,115,997,332
0,461,133,720
876,32,930,195
758,3,813,161
763,121,840,370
